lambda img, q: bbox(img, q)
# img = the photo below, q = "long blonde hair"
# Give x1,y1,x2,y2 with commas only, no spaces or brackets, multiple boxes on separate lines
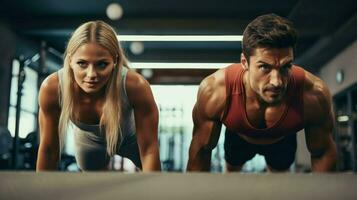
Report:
59,20,129,156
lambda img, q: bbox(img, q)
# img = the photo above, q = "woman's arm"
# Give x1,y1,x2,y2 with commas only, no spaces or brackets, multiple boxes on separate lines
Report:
126,70,161,171
36,73,61,171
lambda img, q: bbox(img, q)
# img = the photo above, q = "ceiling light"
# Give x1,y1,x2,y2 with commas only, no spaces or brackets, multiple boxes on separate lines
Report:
117,35,243,42
106,3,123,20
141,69,154,79
130,62,231,69
130,42,145,55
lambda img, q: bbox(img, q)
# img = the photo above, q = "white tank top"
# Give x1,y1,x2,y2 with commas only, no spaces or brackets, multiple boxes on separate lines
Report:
57,67,138,170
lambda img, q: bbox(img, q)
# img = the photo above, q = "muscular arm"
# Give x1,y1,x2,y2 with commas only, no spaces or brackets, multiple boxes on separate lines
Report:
304,73,337,172
36,74,61,171
126,70,161,172
187,70,226,171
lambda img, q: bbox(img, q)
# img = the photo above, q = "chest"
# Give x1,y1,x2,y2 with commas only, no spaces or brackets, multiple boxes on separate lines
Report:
73,100,103,124
245,102,286,129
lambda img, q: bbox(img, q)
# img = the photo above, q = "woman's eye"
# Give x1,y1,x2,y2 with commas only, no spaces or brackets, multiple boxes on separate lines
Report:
97,62,109,69
77,61,87,68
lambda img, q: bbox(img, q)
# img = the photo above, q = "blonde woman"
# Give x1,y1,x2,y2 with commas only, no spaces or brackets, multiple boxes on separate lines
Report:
36,21,161,171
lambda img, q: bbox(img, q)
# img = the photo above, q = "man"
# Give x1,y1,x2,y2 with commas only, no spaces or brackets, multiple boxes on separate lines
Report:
187,13,337,172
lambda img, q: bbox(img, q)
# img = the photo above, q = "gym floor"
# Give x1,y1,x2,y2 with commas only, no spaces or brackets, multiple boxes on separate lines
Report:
1,172,357,200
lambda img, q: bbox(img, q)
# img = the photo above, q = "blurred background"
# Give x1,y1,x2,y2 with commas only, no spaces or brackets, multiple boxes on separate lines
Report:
0,0,356,172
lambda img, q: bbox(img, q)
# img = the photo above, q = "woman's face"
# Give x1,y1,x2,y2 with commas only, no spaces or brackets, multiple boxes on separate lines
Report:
70,42,116,94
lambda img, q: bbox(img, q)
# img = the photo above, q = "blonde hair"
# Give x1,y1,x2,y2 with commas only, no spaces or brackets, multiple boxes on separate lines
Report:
59,20,129,156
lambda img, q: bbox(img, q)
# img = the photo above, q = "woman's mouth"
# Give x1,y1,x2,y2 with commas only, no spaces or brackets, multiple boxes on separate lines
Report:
84,81,99,87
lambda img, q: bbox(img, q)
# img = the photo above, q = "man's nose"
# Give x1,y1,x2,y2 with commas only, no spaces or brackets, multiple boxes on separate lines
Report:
269,69,283,87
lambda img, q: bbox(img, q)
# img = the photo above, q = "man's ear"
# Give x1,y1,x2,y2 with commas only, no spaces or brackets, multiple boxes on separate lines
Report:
241,53,248,70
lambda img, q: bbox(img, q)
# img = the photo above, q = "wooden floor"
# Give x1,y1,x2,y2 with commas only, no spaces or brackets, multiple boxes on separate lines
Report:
1,172,356,200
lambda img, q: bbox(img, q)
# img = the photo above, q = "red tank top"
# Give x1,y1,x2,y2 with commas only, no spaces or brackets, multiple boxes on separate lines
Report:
221,63,305,139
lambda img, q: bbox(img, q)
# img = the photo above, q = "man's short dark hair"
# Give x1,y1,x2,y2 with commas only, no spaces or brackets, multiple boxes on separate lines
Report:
242,13,298,63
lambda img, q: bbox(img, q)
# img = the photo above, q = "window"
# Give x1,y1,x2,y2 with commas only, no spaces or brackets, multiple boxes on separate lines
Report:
7,59,38,138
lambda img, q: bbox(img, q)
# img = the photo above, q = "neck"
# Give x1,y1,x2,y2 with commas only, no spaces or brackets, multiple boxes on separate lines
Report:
75,83,106,103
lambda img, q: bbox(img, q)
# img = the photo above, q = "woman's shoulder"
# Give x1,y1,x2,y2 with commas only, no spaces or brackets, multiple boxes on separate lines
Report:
124,68,154,106
39,72,60,111
125,68,150,93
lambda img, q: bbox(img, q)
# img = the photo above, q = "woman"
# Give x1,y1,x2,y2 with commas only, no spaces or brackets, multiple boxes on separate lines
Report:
36,21,161,171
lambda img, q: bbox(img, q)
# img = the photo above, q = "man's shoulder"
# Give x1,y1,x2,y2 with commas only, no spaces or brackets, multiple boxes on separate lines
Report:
303,71,333,124
290,65,326,95
196,68,227,119
202,70,224,88
201,63,242,88
302,69,329,96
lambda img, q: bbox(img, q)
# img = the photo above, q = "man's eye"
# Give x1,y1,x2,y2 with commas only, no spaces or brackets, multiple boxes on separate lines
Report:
281,64,292,73
260,65,270,71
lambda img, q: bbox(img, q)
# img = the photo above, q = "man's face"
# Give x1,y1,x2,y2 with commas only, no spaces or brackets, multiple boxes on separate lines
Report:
242,47,294,105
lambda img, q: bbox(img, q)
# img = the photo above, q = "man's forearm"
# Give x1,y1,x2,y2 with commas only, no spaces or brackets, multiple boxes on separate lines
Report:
311,143,337,172
187,148,212,171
